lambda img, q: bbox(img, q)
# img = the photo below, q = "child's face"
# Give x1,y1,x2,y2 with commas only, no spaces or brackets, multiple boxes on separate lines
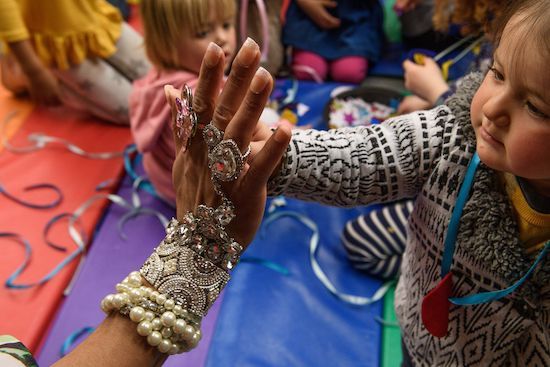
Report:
470,14,550,195
176,8,236,74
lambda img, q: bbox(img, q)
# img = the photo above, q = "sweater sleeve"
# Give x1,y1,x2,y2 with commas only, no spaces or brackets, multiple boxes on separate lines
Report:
0,0,29,43
268,105,455,207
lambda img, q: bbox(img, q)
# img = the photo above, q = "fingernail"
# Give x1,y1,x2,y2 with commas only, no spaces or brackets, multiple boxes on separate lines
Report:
237,38,259,67
204,42,222,67
273,126,289,143
250,67,270,94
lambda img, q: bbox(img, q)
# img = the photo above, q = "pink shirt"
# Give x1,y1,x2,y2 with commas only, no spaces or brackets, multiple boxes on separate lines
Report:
129,68,198,203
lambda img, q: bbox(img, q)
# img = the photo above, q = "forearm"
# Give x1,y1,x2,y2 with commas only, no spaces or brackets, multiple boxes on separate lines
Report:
7,39,45,76
52,314,167,367
268,108,450,206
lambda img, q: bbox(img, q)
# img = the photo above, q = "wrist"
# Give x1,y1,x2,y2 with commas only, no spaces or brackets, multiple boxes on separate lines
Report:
427,84,451,105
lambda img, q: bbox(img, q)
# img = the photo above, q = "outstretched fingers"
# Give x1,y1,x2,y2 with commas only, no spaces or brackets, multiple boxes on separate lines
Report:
223,66,273,154
212,38,261,131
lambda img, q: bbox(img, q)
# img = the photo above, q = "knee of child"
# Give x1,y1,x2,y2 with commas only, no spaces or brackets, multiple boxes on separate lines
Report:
330,57,368,84
291,50,328,81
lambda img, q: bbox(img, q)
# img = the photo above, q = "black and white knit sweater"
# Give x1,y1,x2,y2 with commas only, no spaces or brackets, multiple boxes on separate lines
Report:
268,73,550,366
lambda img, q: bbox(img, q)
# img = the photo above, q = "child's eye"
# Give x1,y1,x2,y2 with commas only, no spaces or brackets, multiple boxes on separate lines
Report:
223,22,233,30
195,29,209,38
489,67,504,81
526,101,549,119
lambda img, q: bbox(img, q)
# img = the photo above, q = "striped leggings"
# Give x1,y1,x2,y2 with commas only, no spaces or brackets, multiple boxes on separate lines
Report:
341,200,414,279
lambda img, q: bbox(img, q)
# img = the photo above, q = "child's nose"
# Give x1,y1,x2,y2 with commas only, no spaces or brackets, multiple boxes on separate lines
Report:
483,95,510,126
214,27,227,46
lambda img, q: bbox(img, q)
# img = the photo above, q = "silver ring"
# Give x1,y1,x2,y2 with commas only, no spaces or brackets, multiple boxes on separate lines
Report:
208,139,247,182
241,145,251,161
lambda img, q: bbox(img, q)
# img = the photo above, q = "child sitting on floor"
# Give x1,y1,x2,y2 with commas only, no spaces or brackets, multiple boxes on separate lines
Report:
130,0,237,203
281,0,383,83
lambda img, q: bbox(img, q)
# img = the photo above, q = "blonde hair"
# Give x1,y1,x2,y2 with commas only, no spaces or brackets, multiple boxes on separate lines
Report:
140,0,236,70
433,0,506,36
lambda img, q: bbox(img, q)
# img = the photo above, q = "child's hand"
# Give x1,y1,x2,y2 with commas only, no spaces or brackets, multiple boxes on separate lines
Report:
397,95,432,115
402,58,449,105
26,66,61,106
296,0,341,29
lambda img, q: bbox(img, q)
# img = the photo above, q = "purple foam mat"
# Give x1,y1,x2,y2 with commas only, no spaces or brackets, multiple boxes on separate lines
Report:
37,175,223,366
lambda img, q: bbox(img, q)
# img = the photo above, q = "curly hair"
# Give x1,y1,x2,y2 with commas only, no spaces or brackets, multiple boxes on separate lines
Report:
432,0,507,35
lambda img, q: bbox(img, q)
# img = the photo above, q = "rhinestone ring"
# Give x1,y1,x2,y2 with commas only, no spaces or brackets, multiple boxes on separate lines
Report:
208,139,251,182
175,84,198,150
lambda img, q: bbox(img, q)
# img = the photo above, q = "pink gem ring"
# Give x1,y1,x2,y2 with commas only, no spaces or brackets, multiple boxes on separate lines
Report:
175,85,199,151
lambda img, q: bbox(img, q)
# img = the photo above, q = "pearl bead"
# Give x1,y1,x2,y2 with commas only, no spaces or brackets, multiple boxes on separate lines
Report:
156,293,167,305
116,283,129,293
144,311,155,321
182,325,195,340
151,291,160,300
130,306,145,323
173,319,187,334
100,298,112,313
168,344,179,355
129,288,142,302
137,320,153,336
151,318,162,330
147,331,162,346
180,309,189,318
158,339,172,353
161,327,173,338
112,294,125,309
173,305,183,315
128,273,142,287
164,299,175,310
141,286,153,298
190,332,201,348
161,311,176,327
129,270,141,279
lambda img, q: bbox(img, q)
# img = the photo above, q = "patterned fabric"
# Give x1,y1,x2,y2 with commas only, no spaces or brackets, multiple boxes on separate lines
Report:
268,72,550,365
0,336,37,367
341,200,413,279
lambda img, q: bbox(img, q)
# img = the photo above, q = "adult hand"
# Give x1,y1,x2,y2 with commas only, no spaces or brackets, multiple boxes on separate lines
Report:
402,58,449,105
296,0,341,29
397,95,432,115
166,39,291,247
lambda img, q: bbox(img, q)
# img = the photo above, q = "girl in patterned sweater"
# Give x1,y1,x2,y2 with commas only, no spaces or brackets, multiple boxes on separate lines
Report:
168,0,550,364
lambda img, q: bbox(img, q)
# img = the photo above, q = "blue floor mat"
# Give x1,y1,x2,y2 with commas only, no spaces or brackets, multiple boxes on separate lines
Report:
206,198,384,367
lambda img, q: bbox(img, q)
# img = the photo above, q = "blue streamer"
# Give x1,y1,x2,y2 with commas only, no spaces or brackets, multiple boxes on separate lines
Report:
60,326,95,357
240,256,290,275
262,210,392,306
2,232,83,289
0,182,63,209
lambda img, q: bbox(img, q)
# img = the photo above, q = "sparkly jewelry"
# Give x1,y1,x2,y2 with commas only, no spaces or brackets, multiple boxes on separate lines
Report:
175,85,198,151
101,271,202,354
140,210,242,318
204,121,251,183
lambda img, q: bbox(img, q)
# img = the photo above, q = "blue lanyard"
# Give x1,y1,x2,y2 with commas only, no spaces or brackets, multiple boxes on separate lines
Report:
441,152,549,306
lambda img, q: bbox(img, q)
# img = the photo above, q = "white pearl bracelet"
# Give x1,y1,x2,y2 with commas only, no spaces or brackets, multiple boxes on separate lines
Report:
100,271,202,354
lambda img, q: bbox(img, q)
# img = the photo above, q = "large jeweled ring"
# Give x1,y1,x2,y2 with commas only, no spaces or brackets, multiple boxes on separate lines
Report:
175,84,198,150
208,140,250,182
202,121,224,148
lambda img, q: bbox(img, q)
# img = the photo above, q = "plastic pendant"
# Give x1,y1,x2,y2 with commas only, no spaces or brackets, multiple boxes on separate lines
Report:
421,272,453,338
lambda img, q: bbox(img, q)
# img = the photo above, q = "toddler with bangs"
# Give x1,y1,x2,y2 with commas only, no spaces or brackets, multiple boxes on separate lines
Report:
130,0,237,203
